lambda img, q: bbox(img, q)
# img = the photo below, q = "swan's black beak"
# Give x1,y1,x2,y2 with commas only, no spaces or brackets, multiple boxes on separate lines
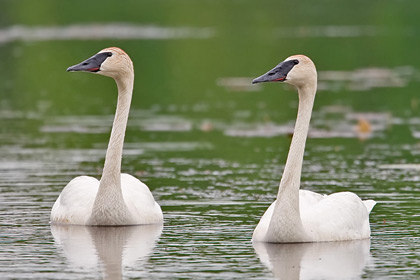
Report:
67,52,112,73
252,59,298,84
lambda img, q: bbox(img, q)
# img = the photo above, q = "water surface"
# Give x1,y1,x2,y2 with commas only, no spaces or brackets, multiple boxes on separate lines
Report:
2,0,420,279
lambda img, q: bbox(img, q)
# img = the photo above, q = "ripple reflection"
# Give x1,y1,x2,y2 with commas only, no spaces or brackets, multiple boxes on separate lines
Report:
51,224,162,279
0,24,214,44
253,239,372,280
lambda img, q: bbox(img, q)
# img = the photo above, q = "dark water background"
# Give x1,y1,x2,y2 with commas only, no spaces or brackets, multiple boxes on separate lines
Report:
1,0,420,279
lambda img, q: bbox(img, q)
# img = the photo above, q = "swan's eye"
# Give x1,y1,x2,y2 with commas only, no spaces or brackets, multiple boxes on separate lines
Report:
105,52,113,57
293,60,299,65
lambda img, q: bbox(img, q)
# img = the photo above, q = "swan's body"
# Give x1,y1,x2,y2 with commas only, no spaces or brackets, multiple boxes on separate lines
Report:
252,55,375,243
51,47,163,226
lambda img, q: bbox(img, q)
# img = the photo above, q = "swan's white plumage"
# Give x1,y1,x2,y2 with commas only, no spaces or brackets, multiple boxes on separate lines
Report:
252,55,375,243
300,190,374,241
51,47,163,226
51,176,98,225
51,174,163,225
120,174,163,224
253,189,376,243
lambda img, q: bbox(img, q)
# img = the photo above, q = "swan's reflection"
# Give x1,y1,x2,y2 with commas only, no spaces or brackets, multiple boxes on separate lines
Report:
51,224,162,279
253,239,372,280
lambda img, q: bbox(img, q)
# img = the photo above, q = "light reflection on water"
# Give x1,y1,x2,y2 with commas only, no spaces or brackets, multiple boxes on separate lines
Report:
224,109,388,139
317,66,419,91
38,105,391,140
0,24,215,44
274,25,381,38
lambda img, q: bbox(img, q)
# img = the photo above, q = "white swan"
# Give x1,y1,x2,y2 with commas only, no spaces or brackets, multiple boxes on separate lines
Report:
252,55,376,243
51,47,163,226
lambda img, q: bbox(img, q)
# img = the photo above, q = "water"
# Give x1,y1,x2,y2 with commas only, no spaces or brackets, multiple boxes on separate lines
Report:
2,0,420,279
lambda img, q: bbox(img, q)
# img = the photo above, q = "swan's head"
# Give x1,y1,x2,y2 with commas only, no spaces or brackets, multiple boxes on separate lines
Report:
67,47,134,79
252,55,316,88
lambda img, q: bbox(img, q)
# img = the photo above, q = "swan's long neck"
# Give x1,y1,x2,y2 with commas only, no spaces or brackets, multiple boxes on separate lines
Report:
102,75,134,180
278,84,315,198
90,72,134,225
266,82,316,242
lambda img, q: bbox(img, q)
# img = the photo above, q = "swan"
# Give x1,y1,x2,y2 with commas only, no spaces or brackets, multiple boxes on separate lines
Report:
51,47,163,226
251,55,376,243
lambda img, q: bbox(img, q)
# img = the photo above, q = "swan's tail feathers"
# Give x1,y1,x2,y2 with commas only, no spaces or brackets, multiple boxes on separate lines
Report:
363,199,376,213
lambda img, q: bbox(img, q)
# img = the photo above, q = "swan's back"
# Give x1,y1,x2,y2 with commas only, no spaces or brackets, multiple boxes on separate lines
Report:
300,191,373,241
51,176,99,225
121,174,163,224
253,190,375,242
363,199,376,213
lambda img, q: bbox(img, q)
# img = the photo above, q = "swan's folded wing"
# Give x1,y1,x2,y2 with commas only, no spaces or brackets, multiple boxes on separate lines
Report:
300,191,371,241
121,173,163,224
363,199,376,213
50,176,99,225
299,189,325,206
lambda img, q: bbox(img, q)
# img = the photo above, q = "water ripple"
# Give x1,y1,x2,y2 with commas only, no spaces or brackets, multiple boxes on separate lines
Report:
0,23,215,44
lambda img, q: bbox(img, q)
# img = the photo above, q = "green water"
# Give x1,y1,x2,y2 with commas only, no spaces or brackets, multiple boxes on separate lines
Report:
1,0,420,279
